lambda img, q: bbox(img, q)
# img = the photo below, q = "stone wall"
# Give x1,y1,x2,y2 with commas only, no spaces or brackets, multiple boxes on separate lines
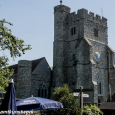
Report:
16,60,32,99
31,58,52,98
109,49,115,97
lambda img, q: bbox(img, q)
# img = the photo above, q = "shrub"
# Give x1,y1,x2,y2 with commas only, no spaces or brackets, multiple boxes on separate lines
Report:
43,84,81,115
83,104,103,115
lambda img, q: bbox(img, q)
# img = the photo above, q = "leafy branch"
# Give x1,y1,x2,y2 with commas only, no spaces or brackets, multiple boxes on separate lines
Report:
0,19,32,93
0,19,31,59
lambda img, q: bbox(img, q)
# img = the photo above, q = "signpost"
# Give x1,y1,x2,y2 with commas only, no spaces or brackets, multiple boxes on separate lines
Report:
80,86,83,115
73,86,89,115
73,93,89,97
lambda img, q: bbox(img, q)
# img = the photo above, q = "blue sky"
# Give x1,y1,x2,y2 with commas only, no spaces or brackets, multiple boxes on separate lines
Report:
0,0,115,67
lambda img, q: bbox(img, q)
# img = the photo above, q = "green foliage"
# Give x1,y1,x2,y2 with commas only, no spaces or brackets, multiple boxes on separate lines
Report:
83,104,103,115
0,19,31,58
0,19,32,93
43,84,81,115
0,56,14,93
105,97,108,102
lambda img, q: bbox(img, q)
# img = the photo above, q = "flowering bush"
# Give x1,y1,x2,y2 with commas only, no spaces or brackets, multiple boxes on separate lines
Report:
43,84,81,115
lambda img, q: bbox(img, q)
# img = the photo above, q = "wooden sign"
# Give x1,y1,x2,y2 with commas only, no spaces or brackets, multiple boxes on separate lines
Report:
73,93,89,97
83,94,89,97
73,93,79,96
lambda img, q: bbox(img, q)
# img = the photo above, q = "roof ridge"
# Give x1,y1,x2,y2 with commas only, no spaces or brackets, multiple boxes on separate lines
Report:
32,57,44,71
8,57,46,73
31,57,45,62
9,64,18,67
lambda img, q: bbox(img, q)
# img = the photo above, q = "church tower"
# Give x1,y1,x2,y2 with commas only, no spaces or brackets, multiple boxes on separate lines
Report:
53,5,70,87
53,3,115,104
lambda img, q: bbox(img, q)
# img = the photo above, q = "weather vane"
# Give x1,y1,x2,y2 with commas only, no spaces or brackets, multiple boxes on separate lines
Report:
60,0,62,5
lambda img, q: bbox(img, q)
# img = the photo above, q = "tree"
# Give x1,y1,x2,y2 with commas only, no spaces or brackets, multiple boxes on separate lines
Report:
0,19,31,93
42,84,81,115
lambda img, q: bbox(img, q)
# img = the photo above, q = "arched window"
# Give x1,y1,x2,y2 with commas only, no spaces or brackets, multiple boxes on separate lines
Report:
38,83,47,98
98,82,101,94
97,74,101,94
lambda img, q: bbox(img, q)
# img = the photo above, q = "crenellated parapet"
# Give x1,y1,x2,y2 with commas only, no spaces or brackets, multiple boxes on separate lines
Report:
54,5,71,13
65,8,107,26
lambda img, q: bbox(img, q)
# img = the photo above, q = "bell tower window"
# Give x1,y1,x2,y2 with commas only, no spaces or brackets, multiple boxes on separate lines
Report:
94,28,98,37
71,27,76,35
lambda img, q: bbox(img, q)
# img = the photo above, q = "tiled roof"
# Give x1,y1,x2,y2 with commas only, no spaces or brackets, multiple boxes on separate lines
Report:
8,57,44,74
99,102,115,110
31,57,44,71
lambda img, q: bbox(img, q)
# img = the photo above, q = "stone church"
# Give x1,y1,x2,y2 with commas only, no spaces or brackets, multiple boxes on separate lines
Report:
7,3,115,104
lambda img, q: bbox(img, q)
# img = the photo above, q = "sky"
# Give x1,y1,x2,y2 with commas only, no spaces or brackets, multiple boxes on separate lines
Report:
0,0,115,67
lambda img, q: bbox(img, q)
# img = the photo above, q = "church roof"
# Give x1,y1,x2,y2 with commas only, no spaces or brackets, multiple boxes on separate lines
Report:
8,57,44,74
31,57,44,71
99,102,115,110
